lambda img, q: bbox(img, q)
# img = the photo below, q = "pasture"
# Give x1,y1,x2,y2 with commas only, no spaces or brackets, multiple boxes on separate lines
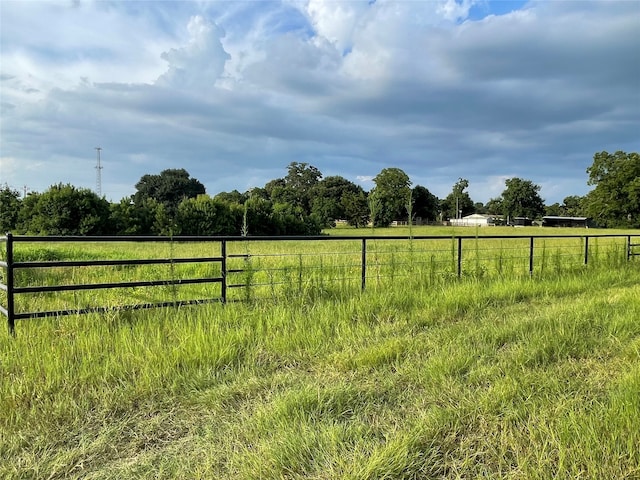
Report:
1,226,639,478
1,226,637,321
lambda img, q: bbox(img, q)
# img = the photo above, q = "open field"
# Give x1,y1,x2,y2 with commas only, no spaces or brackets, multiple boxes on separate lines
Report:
2,227,638,320
1,229,639,478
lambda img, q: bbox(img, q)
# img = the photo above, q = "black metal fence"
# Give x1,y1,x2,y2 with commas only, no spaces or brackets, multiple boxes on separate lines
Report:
1,232,639,335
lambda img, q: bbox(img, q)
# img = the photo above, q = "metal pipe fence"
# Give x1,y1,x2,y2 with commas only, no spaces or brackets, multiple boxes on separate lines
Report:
1,232,638,335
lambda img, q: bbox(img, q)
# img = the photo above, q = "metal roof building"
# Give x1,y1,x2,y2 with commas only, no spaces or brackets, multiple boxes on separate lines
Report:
542,216,594,228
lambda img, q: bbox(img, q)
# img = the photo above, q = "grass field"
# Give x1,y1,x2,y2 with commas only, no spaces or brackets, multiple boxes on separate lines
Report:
1,227,639,478
2,226,638,317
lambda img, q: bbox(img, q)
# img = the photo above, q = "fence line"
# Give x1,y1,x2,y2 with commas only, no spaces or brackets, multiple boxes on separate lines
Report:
1,233,638,335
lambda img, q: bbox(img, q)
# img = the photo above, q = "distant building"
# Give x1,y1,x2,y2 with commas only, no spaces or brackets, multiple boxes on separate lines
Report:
542,216,594,228
511,217,533,227
449,214,497,227
391,217,429,226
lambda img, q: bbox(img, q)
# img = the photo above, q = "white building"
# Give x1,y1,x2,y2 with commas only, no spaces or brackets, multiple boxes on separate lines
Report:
449,214,497,227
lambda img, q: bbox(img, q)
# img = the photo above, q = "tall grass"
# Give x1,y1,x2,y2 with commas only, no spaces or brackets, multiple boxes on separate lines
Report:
1,229,639,478
1,230,637,326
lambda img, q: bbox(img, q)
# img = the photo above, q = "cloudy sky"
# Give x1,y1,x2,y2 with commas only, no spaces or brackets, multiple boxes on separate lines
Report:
1,0,638,204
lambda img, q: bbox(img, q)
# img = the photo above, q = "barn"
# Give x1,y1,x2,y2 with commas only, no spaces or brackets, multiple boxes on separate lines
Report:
542,216,594,228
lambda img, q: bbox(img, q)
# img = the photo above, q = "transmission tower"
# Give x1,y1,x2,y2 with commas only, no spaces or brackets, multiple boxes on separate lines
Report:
95,147,103,197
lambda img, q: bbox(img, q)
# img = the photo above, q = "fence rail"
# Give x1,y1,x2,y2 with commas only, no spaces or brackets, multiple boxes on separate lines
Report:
1,232,638,335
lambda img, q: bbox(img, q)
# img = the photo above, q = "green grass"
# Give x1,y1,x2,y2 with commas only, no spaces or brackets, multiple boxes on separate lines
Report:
1,244,640,478
2,228,637,319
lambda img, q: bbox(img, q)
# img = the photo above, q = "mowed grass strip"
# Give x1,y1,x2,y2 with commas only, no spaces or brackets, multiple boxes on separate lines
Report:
1,260,639,478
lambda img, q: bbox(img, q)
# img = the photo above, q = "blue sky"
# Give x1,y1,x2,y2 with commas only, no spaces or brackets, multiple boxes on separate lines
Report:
1,0,639,204
469,0,528,19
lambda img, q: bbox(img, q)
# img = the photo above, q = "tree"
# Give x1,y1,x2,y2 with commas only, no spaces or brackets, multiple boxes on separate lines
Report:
371,168,411,227
412,185,439,223
584,151,640,227
285,162,322,193
485,197,504,215
110,197,168,235
545,203,563,217
0,185,21,232
247,187,270,201
271,202,322,235
501,177,545,221
264,178,287,200
561,195,585,217
280,162,323,214
175,195,240,235
133,169,205,217
441,178,474,220
474,202,487,214
17,184,111,235
546,195,586,217
243,196,278,235
341,190,369,228
214,190,247,205
310,176,365,227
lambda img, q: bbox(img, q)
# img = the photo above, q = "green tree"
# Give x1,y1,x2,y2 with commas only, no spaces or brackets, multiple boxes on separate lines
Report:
247,187,270,201
485,197,504,215
412,185,439,223
546,196,587,217
283,162,323,214
501,177,545,221
109,197,166,235
441,178,474,220
244,196,277,235
310,176,365,227
474,202,487,214
264,178,287,201
367,190,382,229
545,202,563,216
0,185,22,233
175,195,240,235
341,190,369,228
561,195,585,217
133,169,205,217
153,202,174,236
272,202,322,235
585,151,640,227
266,163,323,214
371,168,411,227
17,184,111,235
214,190,247,205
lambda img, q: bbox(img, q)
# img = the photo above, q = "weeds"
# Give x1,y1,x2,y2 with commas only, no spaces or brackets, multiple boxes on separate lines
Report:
1,228,639,478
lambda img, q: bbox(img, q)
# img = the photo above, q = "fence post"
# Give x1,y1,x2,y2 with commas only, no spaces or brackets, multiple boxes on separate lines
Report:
6,233,15,336
361,239,367,291
221,239,227,303
628,235,632,262
584,236,589,265
529,236,534,276
457,236,462,278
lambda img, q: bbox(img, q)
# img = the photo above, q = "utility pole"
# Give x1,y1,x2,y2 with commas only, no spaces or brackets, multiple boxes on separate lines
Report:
95,147,103,197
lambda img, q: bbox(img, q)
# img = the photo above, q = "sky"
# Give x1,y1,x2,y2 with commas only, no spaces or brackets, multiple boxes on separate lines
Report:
1,0,639,205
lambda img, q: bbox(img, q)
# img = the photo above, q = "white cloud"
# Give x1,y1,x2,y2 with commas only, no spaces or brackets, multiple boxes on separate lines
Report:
356,175,374,183
304,0,371,53
438,0,476,21
157,15,230,90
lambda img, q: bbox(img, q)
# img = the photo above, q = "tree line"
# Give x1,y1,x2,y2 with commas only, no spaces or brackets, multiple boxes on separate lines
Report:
1,151,638,236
